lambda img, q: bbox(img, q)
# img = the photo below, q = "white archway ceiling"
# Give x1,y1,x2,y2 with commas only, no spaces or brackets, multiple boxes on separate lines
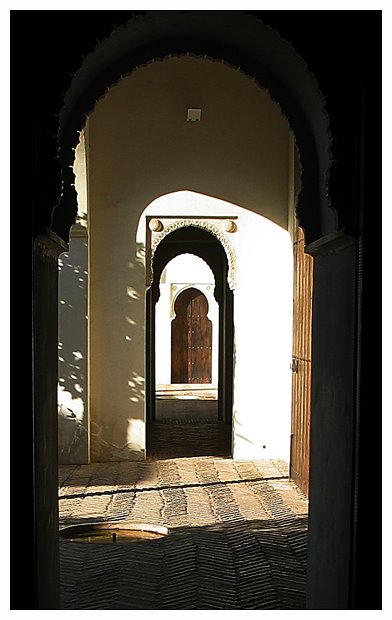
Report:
87,56,291,232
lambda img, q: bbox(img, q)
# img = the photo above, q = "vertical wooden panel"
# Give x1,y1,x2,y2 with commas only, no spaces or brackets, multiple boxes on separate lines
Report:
191,292,212,383
290,221,314,496
171,289,191,383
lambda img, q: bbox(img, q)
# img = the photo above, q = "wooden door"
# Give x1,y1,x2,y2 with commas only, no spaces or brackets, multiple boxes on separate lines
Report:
290,221,314,496
171,288,212,384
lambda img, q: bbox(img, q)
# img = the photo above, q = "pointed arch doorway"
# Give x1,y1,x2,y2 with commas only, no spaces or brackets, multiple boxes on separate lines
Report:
146,225,233,459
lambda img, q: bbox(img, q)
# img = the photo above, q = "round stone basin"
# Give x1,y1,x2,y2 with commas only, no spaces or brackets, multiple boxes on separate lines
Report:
59,521,169,543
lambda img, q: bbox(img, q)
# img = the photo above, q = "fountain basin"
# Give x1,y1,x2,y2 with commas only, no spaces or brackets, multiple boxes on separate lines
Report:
59,521,169,543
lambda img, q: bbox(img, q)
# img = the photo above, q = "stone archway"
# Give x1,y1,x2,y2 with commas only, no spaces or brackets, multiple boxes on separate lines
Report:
52,15,342,606
27,10,375,610
146,217,237,291
54,11,336,248
146,225,234,447
146,225,233,460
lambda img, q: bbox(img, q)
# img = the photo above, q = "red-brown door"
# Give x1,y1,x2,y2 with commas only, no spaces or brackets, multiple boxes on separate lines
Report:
171,287,212,384
290,221,314,496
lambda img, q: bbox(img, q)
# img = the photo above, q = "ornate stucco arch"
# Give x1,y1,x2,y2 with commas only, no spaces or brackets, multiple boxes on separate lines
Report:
146,218,237,291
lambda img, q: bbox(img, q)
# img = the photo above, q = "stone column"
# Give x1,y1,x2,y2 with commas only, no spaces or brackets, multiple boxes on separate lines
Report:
305,231,357,609
32,231,67,609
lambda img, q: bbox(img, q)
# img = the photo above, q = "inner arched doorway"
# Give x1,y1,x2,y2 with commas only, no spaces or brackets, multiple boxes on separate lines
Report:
171,287,212,385
153,251,219,393
146,225,233,459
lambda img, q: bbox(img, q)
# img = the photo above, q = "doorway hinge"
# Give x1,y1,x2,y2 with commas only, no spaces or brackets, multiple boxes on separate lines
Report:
290,358,299,373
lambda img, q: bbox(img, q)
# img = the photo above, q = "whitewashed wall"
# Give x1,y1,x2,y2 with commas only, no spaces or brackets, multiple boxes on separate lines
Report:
58,132,89,464
140,193,293,461
58,232,89,464
85,55,293,461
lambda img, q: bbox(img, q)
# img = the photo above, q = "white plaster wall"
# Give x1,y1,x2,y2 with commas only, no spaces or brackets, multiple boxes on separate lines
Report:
141,193,293,461
58,131,89,464
58,234,89,464
232,210,293,461
155,254,219,386
86,55,292,461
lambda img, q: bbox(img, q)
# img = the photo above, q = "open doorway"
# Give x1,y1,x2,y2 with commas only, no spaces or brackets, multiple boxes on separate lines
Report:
156,253,218,407
29,10,373,610
146,225,233,460
74,52,297,466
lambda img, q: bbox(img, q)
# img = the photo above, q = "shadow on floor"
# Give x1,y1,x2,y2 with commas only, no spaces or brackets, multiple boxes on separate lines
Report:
147,398,231,460
60,516,308,610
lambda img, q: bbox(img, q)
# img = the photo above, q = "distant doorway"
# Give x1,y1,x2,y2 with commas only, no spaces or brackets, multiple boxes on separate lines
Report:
146,224,233,459
171,287,212,384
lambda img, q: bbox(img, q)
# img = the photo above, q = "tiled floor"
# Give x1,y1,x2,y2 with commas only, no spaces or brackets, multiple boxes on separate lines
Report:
148,397,227,459
59,457,308,610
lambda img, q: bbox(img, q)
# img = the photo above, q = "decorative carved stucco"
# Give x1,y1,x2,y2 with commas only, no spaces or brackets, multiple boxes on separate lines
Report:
146,218,237,290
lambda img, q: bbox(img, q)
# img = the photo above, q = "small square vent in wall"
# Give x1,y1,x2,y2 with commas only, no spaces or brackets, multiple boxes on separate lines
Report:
187,108,202,122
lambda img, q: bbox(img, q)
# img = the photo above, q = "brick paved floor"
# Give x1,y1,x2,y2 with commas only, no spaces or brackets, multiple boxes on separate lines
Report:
59,457,308,609
148,397,230,459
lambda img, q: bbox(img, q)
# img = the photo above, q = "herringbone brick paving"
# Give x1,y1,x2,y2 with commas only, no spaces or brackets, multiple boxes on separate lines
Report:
59,457,308,609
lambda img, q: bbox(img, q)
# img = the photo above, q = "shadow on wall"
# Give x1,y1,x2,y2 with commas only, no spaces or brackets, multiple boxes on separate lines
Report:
58,412,88,464
89,241,147,462
58,231,89,464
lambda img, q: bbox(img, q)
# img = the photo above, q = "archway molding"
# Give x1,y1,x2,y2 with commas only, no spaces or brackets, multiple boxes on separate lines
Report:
54,10,336,247
147,216,237,291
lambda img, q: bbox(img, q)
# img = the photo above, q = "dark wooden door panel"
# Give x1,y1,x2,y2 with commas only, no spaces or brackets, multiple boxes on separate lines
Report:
190,292,212,383
171,288,212,384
